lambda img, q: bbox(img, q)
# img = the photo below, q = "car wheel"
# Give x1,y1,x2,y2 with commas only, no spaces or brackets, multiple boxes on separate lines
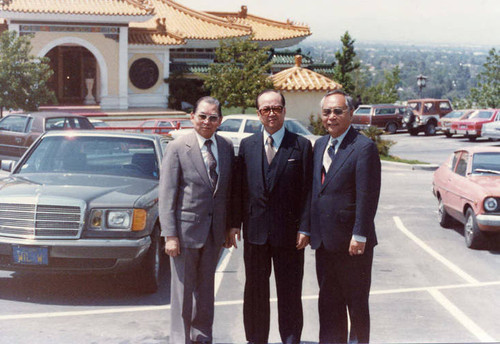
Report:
136,224,162,293
464,208,486,249
409,128,419,136
444,132,453,138
386,122,398,134
468,136,477,142
424,122,436,136
437,197,453,228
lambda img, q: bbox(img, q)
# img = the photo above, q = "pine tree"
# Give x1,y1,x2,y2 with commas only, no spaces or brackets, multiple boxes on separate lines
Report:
333,31,361,95
467,48,499,108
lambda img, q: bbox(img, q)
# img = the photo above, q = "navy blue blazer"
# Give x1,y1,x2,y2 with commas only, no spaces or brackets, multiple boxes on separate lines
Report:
236,129,313,248
310,127,381,252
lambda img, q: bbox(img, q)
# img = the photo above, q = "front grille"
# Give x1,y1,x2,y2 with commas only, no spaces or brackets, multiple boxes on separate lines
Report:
0,202,83,239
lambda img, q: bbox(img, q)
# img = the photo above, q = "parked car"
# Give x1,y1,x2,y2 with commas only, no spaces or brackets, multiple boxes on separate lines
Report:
437,109,475,138
170,114,320,155
0,112,94,162
451,109,500,141
352,104,408,134
403,99,453,136
481,120,500,141
138,117,192,134
432,146,500,249
0,131,170,293
89,118,110,127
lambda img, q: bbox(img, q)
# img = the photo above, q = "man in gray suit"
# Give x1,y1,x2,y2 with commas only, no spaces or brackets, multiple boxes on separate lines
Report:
159,96,236,344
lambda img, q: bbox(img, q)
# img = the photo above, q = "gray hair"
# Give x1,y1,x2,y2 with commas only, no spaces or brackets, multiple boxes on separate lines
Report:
320,90,354,110
194,96,222,116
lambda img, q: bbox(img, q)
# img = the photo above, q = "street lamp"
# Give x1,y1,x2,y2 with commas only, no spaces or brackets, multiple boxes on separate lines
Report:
417,74,427,98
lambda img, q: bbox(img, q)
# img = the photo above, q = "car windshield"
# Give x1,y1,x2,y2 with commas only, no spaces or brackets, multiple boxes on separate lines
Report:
354,107,371,115
285,120,312,135
17,136,159,179
469,110,494,119
471,152,500,175
408,102,420,111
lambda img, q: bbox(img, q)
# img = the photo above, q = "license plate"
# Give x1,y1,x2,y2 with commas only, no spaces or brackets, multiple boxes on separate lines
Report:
12,245,48,265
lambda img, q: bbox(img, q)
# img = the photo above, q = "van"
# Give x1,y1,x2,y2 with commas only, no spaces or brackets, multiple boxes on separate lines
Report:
352,104,408,134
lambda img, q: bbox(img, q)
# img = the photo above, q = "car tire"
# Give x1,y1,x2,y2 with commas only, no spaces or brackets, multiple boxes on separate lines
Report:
438,197,453,228
136,224,162,293
386,122,398,134
408,128,419,136
444,132,453,138
464,208,486,249
468,136,477,142
424,122,436,136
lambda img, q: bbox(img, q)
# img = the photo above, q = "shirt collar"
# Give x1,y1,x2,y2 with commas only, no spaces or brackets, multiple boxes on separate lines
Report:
194,131,217,149
329,125,351,149
263,125,285,149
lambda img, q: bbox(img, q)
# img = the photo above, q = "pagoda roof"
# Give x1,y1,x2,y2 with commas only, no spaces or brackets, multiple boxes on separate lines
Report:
272,55,342,92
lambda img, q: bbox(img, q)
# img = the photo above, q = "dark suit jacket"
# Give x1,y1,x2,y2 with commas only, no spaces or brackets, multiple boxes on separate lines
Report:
159,132,236,248
310,127,381,252
235,129,313,248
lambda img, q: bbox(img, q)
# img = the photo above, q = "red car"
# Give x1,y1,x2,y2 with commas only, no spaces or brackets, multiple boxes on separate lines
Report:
437,109,475,138
432,146,500,249
451,109,500,141
138,117,193,134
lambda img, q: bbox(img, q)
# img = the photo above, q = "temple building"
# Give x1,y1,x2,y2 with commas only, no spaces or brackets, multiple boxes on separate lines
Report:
0,0,317,110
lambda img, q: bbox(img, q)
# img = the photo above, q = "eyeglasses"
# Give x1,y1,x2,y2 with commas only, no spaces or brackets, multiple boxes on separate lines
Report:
322,107,348,117
196,113,220,122
259,106,284,116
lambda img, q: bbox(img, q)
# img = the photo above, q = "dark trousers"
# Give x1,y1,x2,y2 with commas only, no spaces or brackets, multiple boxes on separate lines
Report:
316,247,373,344
243,241,304,344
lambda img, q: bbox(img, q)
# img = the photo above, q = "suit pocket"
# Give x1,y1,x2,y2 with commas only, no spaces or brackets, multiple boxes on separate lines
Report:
178,211,199,223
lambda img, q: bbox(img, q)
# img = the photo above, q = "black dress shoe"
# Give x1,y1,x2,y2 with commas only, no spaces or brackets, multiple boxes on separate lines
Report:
192,341,212,344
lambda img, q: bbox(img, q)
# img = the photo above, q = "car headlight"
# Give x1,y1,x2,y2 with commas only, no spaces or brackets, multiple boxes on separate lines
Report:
484,197,498,212
89,209,147,231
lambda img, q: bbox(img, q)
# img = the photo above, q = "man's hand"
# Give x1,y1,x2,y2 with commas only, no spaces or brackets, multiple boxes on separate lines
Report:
296,233,310,250
165,236,180,257
224,227,241,249
349,238,366,256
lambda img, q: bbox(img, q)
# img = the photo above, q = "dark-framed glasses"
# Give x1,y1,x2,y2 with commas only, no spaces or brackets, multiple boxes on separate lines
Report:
259,106,284,116
197,113,220,122
322,107,348,117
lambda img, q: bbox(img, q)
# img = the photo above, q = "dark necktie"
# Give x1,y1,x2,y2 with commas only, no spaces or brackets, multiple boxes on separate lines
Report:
266,136,276,165
328,139,338,162
205,140,218,188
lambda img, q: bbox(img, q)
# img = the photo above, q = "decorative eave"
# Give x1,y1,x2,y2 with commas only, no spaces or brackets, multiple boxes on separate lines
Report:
208,6,311,43
130,0,251,41
272,55,342,92
129,28,185,46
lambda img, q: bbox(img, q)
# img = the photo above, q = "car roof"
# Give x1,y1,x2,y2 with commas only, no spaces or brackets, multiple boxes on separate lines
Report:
407,99,451,102
357,104,402,108
5,111,89,119
40,129,167,141
455,146,500,154
224,114,300,121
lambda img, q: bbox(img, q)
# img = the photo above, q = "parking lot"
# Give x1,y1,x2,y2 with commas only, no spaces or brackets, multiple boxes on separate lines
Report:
0,132,499,343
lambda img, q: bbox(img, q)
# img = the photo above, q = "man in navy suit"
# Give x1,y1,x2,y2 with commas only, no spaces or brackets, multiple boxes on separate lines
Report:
310,90,381,344
229,89,313,344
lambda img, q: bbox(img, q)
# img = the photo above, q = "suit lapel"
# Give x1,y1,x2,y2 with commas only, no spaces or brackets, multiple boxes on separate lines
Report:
186,132,212,188
214,134,229,194
314,135,328,187
267,130,296,192
321,128,357,190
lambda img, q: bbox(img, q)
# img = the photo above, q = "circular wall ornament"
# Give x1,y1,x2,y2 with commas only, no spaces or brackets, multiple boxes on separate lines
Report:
129,58,159,90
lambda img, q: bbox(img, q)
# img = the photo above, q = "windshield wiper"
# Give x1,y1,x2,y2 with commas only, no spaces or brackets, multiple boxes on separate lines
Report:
473,168,500,175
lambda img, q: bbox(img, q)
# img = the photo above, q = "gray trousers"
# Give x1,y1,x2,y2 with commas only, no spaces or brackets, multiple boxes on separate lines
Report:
170,233,221,344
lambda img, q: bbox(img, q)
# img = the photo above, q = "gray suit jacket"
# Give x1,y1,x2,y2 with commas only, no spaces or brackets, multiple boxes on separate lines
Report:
159,132,235,248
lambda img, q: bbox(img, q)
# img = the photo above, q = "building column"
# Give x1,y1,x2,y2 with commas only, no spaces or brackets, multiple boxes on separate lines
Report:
164,49,170,108
118,26,129,110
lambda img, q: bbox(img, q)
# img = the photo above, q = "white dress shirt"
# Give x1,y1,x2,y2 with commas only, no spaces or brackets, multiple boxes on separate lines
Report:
194,132,219,176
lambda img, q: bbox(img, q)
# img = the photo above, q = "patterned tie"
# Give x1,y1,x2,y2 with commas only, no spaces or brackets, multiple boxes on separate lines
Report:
266,136,276,164
205,140,218,188
328,139,338,162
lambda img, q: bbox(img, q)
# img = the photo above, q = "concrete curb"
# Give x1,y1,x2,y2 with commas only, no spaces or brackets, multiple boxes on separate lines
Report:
381,160,439,171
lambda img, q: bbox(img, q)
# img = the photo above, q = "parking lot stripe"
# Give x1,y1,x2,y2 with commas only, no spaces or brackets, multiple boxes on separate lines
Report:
429,289,495,342
393,216,479,284
215,247,234,297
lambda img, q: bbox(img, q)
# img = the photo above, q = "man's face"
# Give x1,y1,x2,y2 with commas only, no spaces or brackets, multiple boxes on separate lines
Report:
257,92,285,135
321,94,353,138
191,101,222,139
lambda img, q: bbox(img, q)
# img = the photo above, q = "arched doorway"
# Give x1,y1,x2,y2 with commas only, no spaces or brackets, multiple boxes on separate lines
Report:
45,46,98,105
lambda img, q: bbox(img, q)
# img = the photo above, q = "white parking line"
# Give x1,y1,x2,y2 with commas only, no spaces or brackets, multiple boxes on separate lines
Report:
429,289,495,342
215,247,234,297
393,216,479,284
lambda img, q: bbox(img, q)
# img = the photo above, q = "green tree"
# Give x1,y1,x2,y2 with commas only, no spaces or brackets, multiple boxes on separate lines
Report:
362,66,401,104
0,31,56,117
466,48,499,108
333,31,361,95
204,37,274,113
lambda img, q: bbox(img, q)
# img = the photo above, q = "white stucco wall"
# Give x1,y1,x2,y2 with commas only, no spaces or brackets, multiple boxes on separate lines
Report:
283,91,324,125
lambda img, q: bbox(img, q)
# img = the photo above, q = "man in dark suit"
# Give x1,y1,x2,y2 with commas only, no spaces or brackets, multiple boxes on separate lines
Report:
229,89,313,344
159,96,236,344
310,90,381,344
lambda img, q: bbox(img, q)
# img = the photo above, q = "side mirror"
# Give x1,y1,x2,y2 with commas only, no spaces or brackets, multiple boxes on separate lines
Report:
1,160,15,172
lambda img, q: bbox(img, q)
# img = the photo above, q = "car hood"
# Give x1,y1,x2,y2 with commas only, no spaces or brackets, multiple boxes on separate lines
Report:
469,175,500,195
0,174,158,207
459,118,491,124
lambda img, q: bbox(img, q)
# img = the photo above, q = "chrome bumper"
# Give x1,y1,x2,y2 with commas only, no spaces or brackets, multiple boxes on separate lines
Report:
477,214,500,230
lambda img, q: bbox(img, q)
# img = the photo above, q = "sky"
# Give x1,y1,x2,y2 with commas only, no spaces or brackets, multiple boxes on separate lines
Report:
178,0,500,47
